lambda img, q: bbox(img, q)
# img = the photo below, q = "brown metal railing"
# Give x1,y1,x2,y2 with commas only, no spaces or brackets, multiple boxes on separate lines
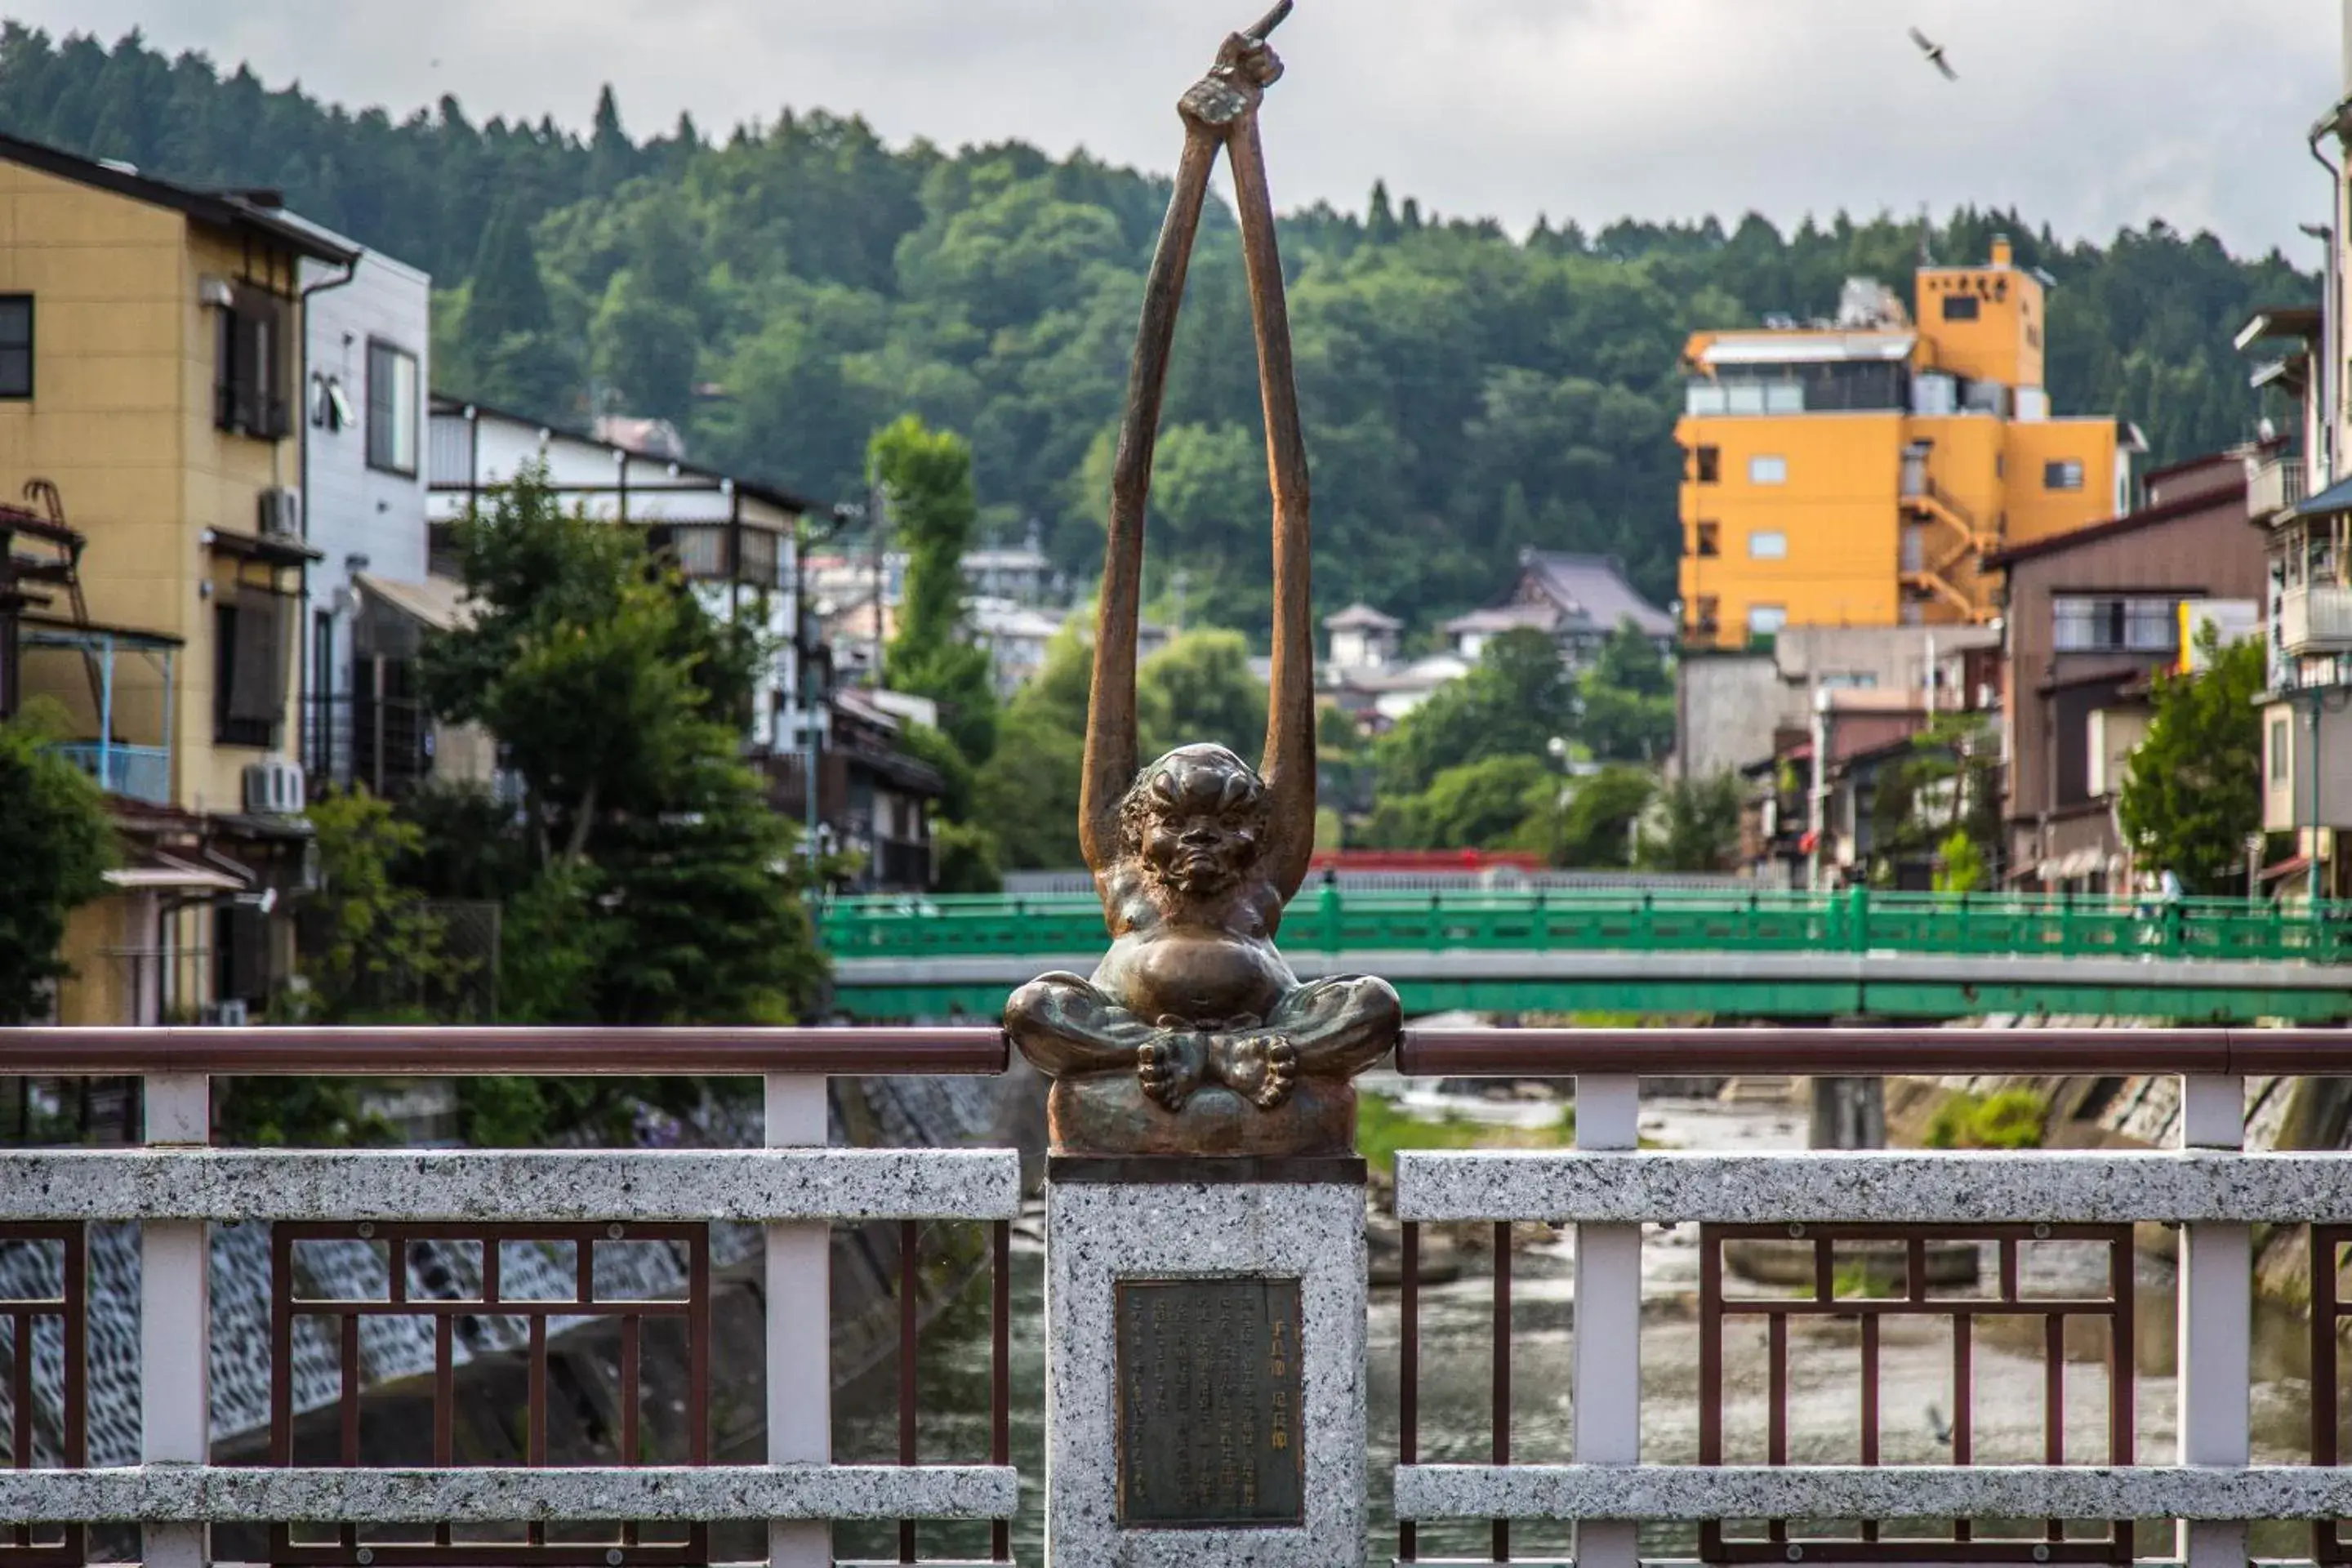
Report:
0,1027,1008,1078
0,1027,1020,1568
1394,1025,2352,1078
0,1226,83,1568
270,1222,715,1568
1697,1223,2135,1565
20,1022,2342,1084
2314,1226,2352,1566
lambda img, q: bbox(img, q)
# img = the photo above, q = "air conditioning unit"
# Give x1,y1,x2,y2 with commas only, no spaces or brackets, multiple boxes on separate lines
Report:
257,486,303,538
243,759,306,816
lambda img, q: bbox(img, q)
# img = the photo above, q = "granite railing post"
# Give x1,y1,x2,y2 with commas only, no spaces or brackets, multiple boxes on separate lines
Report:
765,1072,832,1568
2176,1071,2250,1568
1570,1072,1642,1568
141,1071,212,1568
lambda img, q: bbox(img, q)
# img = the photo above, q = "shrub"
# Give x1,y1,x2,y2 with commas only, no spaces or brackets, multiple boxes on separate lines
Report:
1924,1087,2048,1150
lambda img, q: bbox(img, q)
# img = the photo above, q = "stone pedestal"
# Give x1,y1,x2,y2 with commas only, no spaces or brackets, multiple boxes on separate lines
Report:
1045,1158,1367,1567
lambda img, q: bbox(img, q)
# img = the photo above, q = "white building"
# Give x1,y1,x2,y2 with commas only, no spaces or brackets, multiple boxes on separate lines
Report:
962,542,1054,604
1324,603,1401,671
425,396,815,756
289,223,435,796
970,597,1067,697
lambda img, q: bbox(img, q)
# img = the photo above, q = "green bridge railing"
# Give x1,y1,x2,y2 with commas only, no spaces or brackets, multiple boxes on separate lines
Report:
821,886,2352,966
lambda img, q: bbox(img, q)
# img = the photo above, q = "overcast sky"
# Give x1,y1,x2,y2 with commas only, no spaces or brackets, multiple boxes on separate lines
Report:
10,0,2345,263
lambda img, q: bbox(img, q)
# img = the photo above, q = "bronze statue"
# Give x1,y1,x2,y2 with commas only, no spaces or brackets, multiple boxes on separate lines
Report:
1006,2,1402,1159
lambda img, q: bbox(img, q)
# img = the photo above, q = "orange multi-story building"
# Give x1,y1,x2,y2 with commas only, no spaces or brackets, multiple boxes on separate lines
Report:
1676,239,2140,649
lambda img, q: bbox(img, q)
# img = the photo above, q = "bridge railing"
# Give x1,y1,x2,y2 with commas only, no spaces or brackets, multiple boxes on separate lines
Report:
821,888,2352,964
1388,1027,2352,1568
0,1027,1018,1568
13,1024,2352,1567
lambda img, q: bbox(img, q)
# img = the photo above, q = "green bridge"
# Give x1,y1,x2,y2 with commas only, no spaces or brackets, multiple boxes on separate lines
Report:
819,887,2352,1022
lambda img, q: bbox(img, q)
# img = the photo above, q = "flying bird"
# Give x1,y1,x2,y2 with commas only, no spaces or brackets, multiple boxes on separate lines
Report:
1909,27,1958,80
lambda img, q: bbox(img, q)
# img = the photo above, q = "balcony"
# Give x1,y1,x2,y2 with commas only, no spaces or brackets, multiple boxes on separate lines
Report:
51,741,170,804
2279,581,2352,655
2250,454,2308,520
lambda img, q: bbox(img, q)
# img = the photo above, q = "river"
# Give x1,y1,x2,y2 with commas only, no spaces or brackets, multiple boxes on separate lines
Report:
834,1088,2329,1565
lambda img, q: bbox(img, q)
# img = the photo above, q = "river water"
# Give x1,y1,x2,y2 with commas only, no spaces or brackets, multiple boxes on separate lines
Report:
835,1088,2329,1565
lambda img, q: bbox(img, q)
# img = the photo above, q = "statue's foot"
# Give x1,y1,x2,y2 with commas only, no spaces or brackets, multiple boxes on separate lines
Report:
1138,1036,1200,1111
1221,1032,1298,1110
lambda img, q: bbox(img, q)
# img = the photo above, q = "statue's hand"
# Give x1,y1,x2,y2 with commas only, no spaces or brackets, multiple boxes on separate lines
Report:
1218,1031,1298,1111
1138,1027,1206,1112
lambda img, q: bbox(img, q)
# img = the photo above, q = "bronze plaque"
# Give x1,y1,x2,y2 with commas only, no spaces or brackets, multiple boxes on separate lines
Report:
1114,1276,1306,1528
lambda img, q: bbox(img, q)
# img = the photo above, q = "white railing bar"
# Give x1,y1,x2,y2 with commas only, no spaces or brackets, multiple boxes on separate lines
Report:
2177,1072,2252,1568
766,1072,835,1568
0,1464,1019,1521
1393,1149,2352,1224
0,1147,1022,1223
1392,1463,2352,1521
1570,1072,1642,1568
140,1072,211,1568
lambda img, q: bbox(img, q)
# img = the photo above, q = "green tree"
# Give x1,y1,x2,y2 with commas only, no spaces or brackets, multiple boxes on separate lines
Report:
590,188,702,425
1552,764,1658,869
2118,629,2266,893
1935,828,1987,893
1366,754,1551,850
466,194,554,340
1640,771,1742,871
1579,618,1677,763
1374,629,1577,795
874,415,998,763
0,702,114,1023
294,788,459,1022
1139,627,1267,758
418,467,824,1022
973,626,1091,869
456,197,580,419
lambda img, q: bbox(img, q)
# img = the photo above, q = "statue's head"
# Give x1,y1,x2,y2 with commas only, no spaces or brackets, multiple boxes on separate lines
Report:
1121,743,1268,898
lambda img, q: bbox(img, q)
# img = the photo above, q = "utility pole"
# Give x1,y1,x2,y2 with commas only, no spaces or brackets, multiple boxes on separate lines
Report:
1807,679,1829,891
868,476,889,689
795,503,856,876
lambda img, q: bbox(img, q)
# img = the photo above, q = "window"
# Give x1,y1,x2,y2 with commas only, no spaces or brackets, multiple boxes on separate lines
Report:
1747,604,1788,637
1941,294,1980,322
215,591,287,746
1693,521,1720,558
1819,672,1879,691
2271,716,2291,784
214,290,289,439
2043,459,2085,491
1748,454,1788,485
366,341,420,474
1694,445,1721,484
1693,595,1720,631
0,295,29,399
1748,529,1788,560
2052,595,2181,654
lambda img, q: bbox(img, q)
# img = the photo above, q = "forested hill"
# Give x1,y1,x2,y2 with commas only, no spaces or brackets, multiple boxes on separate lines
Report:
0,24,2317,630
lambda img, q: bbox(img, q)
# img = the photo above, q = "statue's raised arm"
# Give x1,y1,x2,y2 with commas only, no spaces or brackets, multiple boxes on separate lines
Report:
1080,4,1296,878
1010,2,1403,1161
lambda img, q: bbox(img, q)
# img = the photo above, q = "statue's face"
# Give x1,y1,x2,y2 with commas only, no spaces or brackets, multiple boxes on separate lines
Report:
1132,747,1265,898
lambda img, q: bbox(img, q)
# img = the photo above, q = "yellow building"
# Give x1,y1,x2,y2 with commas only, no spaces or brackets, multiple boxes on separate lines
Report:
0,131,354,1023
1676,239,2139,650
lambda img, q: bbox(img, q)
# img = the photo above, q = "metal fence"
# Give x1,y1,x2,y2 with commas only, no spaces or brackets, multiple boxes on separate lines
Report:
7,1026,2352,1568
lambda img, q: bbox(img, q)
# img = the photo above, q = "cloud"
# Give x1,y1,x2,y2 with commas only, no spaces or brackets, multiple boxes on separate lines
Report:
9,0,2340,257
